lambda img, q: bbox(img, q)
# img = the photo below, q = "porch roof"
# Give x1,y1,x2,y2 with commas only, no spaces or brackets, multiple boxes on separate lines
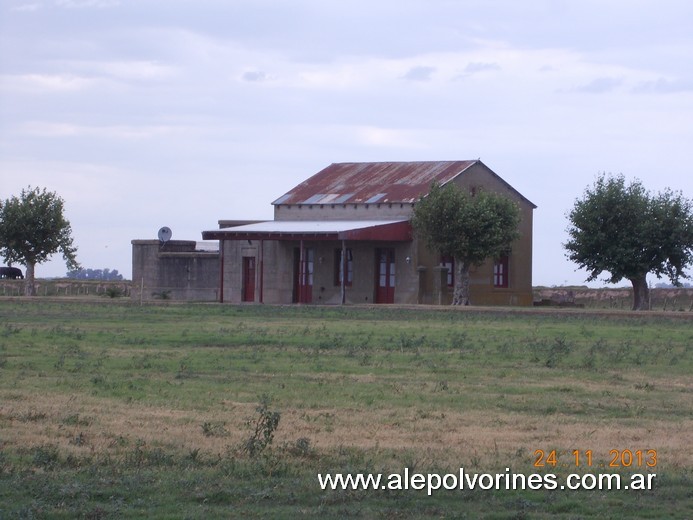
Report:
202,219,412,242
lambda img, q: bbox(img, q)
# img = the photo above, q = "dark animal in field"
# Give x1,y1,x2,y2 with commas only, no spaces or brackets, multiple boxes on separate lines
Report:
0,266,24,279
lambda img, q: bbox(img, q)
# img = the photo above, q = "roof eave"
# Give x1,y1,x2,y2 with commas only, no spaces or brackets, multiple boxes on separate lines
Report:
201,220,413,242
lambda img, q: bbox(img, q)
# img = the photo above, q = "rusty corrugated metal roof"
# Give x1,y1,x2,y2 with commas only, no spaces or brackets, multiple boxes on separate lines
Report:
272,161,478,205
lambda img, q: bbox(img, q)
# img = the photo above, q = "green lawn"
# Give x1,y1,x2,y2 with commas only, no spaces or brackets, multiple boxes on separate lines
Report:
0,300,691,518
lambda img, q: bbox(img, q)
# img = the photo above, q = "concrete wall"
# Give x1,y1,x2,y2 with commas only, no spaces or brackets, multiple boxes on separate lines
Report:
221,239,294,304
274,202,414,221
131,240,219,301
386,162,536,306
221,239,419,305
447,162,535,306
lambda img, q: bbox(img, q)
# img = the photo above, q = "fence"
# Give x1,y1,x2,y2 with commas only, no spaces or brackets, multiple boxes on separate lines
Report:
0,280,131,298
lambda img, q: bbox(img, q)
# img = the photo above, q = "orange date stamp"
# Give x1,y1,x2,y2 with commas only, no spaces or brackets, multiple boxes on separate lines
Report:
533,449,657,469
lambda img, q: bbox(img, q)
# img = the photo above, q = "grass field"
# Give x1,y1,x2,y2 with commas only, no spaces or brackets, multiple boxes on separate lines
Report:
0,300,691,518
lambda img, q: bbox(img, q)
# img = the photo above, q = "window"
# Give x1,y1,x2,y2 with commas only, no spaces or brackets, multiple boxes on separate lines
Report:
334,248,353,286
494,254,509,288
440,255,454,287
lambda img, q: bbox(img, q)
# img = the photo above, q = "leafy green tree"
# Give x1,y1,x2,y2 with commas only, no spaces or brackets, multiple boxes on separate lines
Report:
412,182,521,305
565,174,693,310
0,186,79,295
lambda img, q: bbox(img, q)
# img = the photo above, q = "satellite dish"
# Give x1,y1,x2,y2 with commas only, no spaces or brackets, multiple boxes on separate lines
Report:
158,226,172,243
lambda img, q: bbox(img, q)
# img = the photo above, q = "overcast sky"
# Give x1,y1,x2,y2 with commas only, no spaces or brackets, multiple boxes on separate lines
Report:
1,0,692,286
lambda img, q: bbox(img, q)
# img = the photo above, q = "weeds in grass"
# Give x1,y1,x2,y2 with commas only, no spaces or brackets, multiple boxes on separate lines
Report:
243,395,281,457
69,432,88,446
2,324,22,337
433,380,449,392
175,360,194,379
62,413,92,427
545,337,572,368
201,421,230,438
634,381,656,391
30,444,60,470
582,339,605,369
16,409,47,422
125,439,175,468
284,437,315,458
448,331,467,350
606,340,631,363
130,354,155,370
49,325,85,340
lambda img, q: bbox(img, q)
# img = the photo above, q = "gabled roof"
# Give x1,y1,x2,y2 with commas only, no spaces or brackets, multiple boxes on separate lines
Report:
272,161,478,205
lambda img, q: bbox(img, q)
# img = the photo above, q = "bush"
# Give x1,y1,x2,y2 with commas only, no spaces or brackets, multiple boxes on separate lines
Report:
242,395,281,457
104,287,124,298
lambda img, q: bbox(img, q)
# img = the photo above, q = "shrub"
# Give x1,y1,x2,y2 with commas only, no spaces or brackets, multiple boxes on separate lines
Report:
104,286,124,298
242,395,281,457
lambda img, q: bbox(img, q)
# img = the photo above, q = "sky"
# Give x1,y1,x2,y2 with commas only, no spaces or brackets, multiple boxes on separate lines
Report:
1,0,692,286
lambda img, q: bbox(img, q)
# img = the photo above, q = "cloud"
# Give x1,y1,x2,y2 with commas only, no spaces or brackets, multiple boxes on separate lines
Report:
55,0,120,8
464,62,501,74
401,66,436,82
355,126,428,149
242,70,269,82
11,3,41,11
0,61,176,96
0,73,99,92
93,60,176,82
19,121,184,139
20,122,81,137
633,77,693,94
574,77,623,93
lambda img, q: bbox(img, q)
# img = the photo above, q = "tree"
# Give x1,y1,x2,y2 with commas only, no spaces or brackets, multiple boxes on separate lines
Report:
412,182,521,305
0,186,79,295
66,268,123,281
564,174,693,310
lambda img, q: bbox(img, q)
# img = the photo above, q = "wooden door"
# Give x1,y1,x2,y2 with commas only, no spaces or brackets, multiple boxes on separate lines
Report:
375,248,395,304
294,247,314,303
242,256,256,302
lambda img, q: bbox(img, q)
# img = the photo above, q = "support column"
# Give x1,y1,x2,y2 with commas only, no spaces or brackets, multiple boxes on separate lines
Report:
299,239,305,304
219,239,225,303
341,239,347,305
259,239,264,304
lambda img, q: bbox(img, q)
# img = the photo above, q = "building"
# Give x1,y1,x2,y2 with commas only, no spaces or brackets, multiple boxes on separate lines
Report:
198,160,535,306
131,239,220,301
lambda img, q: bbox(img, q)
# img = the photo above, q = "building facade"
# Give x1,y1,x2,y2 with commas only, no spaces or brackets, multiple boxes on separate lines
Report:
131,240,220,301
201,160,536,306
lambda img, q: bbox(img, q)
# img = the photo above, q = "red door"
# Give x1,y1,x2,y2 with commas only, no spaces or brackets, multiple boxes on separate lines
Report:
242,257,256,302
294,247,314,303
375,248,395,304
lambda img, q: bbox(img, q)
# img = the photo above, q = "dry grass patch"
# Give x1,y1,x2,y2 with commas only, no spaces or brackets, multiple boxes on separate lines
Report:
0,390,257,458
4,389,688,472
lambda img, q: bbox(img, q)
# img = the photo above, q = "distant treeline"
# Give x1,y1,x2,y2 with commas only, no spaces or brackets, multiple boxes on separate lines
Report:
66,268,124,281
